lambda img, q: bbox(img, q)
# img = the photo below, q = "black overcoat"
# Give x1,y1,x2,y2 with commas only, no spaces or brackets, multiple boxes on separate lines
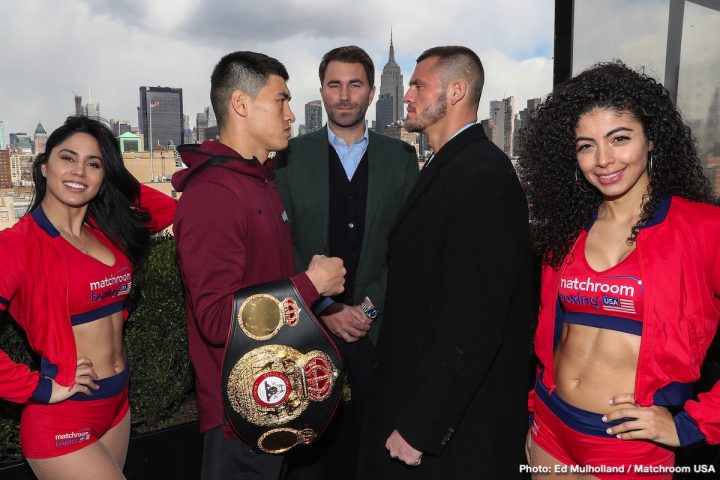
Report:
357,125,531,479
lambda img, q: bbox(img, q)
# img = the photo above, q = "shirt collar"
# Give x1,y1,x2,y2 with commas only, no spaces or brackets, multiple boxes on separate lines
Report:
327,124,369,148
451,122,476,141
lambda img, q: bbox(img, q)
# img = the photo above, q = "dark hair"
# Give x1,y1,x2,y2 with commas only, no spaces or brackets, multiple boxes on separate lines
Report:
416,46,484,105
319,46,375,87
517,60,712,268
210,51,289,131
31,115,151,273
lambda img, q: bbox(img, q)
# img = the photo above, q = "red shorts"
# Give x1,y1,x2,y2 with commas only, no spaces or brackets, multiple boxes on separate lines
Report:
531,379,674,479
21,367,129,459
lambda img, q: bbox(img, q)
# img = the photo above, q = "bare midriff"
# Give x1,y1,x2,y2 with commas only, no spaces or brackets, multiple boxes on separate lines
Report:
554,323,640,414
73,311,126,379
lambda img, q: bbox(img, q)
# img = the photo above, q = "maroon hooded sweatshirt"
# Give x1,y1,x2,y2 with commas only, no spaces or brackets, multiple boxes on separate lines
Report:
172,140,319,435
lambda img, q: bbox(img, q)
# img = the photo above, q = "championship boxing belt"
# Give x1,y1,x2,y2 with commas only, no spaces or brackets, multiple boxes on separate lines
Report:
221,279,343,454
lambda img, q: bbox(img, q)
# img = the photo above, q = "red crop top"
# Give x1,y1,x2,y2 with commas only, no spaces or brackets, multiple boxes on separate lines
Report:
558,234,644,335
56,225,132,326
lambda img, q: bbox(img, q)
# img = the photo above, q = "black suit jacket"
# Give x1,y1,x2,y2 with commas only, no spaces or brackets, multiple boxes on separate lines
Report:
358,124,531,479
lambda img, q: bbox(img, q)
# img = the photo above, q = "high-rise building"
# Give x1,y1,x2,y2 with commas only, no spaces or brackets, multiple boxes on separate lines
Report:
0,149,11,189
139,86,184,150
196,112,208,143
489,100,504,150
305,100,323,134
85,103,101,120
375,93,394,135
111,119,132,137
33,122,48,154
481,118,496,146
9,152,34,186
74,95,83,115
183,115,192,146
9,133,32,154
379,31,404,124
206,106,217,128
513,98,541,158
489,97,515,157
0,121,5,150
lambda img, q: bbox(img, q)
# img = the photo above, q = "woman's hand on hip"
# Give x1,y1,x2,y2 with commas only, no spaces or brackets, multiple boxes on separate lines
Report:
603,392,680,447
48,357,100,404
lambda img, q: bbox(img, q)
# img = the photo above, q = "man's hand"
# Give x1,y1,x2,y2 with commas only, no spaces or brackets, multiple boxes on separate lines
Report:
321,303,371,343
386,429,423,467
306,255,345,296
603,392,680,447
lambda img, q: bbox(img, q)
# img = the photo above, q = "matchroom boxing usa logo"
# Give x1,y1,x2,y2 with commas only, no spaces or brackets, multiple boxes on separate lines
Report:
55,428,91,447
559,275,642,314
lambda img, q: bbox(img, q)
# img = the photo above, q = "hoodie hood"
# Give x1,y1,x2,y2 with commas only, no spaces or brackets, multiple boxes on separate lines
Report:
172,140,274,192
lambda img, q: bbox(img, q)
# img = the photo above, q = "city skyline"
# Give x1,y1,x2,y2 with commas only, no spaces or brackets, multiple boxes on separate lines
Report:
0,0,553,139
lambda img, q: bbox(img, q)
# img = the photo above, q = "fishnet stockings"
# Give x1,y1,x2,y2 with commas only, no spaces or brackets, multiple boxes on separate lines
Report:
528,435,600,480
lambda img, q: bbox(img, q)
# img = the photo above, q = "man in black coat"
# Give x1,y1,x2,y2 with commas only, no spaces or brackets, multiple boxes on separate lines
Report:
357,46,531,479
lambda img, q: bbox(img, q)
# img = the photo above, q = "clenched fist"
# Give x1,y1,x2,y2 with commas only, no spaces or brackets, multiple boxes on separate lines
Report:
306,255,346,296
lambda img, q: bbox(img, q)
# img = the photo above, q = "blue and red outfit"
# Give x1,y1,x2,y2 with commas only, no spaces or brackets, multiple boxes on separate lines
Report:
0,185,175,458
530,195,720,477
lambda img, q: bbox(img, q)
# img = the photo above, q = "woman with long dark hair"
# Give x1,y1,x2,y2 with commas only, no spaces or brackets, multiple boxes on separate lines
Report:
519,61,720,478
0,116,175,479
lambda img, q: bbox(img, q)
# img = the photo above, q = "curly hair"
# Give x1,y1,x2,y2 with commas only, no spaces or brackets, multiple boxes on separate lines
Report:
517,60,712,268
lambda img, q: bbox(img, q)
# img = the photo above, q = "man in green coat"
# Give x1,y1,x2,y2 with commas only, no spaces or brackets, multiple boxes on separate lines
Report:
275,45,418,477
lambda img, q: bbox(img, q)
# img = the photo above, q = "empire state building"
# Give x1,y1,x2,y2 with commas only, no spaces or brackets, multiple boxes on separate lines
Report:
378,32,404,130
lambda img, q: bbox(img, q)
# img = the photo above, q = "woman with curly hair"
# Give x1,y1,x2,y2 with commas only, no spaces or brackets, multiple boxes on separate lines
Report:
0,116,175,479
518,61,720,478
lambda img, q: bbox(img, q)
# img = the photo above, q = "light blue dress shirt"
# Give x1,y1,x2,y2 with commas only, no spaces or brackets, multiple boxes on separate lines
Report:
327,124,370,180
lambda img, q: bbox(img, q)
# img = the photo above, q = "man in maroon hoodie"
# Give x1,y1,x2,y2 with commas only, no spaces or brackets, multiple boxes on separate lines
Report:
172,51,345,480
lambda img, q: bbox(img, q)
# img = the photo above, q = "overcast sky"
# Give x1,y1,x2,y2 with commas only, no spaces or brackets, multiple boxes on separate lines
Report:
0,0,554,139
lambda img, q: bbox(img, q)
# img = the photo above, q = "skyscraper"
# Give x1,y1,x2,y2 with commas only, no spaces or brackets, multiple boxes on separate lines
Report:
196,111,208,143
379,31,404,124
9,133,32,154
489,97,515,157
74,95,83,115
513,98,541,158
375,93,393,134
183,114,192,145
139,86,184,150
305,100,323,134
0,121,5,150
206,106,217,129
110,119,132,137
85,103,101,120
0,149,11,189
34,122,48,154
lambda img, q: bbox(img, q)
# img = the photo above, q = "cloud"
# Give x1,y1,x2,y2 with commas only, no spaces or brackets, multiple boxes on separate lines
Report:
0,0,554,137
